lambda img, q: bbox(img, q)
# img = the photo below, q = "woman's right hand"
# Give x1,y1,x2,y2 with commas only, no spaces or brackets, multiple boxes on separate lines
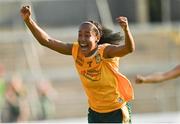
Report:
20,5,31,21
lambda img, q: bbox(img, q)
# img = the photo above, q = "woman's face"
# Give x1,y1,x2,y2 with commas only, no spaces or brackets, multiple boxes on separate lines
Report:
78,23,99,57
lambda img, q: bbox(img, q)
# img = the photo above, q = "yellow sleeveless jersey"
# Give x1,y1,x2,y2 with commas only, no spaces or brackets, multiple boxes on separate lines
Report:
72,42,134,113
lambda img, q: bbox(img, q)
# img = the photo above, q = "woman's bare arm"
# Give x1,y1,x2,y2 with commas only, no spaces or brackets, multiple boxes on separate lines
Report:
104,16,135,58
20,5,72,55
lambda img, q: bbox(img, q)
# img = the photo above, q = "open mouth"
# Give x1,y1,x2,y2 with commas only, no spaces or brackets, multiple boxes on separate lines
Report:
79,43,89,51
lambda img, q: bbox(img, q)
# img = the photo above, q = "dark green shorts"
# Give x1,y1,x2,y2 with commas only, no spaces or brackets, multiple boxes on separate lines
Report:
88,102,132,123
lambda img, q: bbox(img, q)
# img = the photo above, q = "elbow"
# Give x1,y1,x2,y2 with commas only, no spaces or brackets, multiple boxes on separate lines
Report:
128,45,135,53
130,40,136,52
125,38,135,53
38,37,50,47
38,40,44,46
38,39,46,46
121,45,135,56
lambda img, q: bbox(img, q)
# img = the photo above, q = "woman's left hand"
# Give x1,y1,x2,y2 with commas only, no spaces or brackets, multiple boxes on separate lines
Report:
116,16,129,31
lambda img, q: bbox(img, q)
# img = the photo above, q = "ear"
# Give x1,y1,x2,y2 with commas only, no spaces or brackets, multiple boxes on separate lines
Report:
96,34,101,43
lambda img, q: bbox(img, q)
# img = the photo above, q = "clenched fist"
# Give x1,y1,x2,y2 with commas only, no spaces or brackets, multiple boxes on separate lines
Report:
116,16,129,31
20,5,31,21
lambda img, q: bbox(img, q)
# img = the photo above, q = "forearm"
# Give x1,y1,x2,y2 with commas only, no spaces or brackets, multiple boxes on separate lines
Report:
24,17,50,46
143,73,166,83
123,27,135,53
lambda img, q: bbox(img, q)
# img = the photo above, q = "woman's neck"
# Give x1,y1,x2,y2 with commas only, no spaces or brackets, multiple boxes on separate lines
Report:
85,46,98,58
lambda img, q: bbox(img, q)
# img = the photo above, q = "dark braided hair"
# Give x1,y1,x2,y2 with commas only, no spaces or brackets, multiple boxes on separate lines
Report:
87,20,123,45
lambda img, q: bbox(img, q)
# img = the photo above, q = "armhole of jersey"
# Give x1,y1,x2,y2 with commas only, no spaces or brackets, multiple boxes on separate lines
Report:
72,42,78,59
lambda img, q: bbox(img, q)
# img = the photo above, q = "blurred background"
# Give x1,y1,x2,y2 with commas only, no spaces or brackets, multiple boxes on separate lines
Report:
0,0,180,123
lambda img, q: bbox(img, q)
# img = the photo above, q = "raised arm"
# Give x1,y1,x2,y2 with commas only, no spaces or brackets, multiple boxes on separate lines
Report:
20,5,72,55
104,16,135,58
136,64,180,84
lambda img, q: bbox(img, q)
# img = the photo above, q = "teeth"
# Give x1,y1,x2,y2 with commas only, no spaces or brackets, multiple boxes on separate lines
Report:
80,43,88,47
